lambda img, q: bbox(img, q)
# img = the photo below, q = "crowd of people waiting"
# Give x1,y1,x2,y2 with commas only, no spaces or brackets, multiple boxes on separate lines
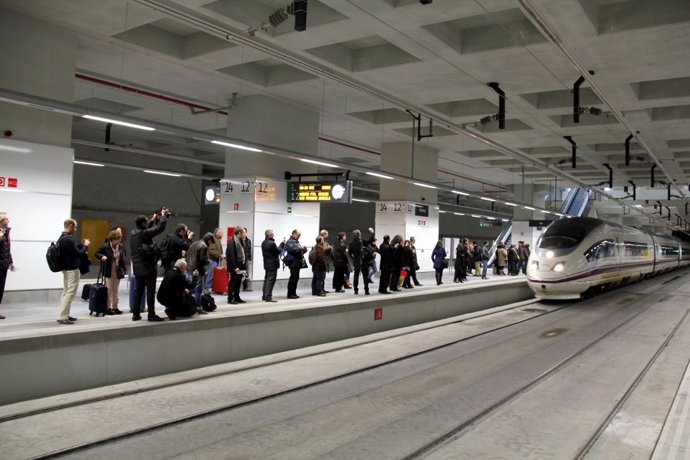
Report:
0,210,530,324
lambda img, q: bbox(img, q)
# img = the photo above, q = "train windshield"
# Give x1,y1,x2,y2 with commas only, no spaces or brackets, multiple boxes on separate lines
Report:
538,218,602,250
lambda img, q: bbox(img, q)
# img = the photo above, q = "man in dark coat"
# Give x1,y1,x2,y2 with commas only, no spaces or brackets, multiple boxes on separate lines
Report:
284,229,308,299
226,226,247,304
130,209,168,321
261,229,284,302
378,235,393,294
157,259,197,320
162,224,193,272
348,227,374,295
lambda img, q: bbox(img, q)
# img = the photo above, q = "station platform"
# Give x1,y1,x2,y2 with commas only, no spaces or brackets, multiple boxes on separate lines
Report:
0,272,532,405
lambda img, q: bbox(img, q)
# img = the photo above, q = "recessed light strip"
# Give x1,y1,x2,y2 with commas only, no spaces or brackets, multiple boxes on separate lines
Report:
366,171,394,180
211,140,262,152
300,158,338,168
74,160,105,167
144,169,182,177
413,182,437,189
82,115,155,131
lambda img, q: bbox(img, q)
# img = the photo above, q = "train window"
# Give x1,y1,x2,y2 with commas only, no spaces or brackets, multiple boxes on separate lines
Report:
660,245,679,256
539,219,600,250
584,239,616,262
622,241,652,257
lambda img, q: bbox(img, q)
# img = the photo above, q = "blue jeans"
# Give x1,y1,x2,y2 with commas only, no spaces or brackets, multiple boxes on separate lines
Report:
368,261,377,281
312,271,325,295
482,260,488,279
205,259,218,292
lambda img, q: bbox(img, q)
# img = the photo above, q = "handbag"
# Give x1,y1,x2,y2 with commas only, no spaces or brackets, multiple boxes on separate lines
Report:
441,258,449,269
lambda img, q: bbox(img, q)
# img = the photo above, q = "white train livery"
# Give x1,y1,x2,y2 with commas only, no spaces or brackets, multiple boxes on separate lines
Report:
527,217,690,300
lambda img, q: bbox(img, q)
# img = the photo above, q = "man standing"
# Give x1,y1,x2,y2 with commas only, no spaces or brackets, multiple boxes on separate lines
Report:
226,226,247,304
186,232,211,312
130,209,169,321
204,228,224,294
408,236,422,286
57,218,90,324
284,229,308,299
261,229,284,302
319,229,332,292
378,235,393,294
162,224,192,272
0,213,16,319
242,227,252,291
311,236,327,297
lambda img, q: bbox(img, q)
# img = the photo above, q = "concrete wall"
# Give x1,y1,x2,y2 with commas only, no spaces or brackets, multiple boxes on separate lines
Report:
439,213,504,240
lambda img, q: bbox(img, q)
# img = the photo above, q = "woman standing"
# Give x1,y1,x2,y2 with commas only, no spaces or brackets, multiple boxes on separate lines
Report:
0,213,15,319
431,241,447,285
95,229,126,314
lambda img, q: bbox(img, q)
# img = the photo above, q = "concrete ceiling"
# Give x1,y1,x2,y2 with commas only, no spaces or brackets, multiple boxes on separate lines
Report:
2,0,690,225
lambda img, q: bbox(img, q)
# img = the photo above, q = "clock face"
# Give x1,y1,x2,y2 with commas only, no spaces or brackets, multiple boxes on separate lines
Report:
205,188,216,202
331,184,345,200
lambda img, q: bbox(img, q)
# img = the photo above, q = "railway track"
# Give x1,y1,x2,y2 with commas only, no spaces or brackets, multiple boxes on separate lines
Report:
2,270,688,459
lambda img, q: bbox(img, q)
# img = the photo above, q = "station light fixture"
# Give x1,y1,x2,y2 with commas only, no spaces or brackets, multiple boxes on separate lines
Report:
504,202,517,206
413,182,437,189
352,198,370,203
524,206,536,210
74,160,105,167
82,115,155,131
144,169,182,177
211,140,262,152
366,171,394,180
480,197,495,202
452,190,469,196
300,158,338,168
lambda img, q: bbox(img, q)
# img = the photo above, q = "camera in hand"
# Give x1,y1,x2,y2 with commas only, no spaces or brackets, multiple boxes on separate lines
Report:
153,207,175,217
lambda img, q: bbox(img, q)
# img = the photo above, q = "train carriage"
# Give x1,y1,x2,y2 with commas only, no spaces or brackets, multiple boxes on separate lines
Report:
527,217,688,300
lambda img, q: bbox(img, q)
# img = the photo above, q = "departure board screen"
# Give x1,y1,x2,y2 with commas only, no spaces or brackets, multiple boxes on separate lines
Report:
287,181,353,203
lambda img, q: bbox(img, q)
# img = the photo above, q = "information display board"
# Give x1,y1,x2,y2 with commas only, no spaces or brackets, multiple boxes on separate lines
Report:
287,181,352,203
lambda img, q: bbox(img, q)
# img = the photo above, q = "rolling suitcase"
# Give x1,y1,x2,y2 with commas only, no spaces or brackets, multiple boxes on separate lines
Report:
81,283,92,301
128,273,146,313
212,265,229,295
88,262,108,316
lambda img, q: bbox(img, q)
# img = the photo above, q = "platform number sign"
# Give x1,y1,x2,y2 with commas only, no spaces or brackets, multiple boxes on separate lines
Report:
377,202,406,213
221,179,253,195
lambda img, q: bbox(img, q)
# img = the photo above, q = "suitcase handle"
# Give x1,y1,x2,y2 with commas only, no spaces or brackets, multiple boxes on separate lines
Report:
97,259,106,284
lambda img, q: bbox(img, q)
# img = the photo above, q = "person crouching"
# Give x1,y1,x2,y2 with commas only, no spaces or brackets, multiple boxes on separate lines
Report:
157,259,198,320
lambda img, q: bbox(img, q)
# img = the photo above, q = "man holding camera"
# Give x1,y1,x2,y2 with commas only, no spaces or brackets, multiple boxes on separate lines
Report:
130,208,169,321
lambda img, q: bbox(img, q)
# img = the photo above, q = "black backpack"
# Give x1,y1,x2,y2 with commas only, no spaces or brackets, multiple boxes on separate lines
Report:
362,245,375,263
46,236,64,272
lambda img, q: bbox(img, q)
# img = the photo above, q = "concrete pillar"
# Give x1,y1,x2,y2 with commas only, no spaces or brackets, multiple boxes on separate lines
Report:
0,11,78,296
218,95,321,281
0,10,77,146
375,142,439,271
511,184,549,248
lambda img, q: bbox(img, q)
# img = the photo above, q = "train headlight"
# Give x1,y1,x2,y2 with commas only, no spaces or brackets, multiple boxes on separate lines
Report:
546,250,555,259
553,262,565,272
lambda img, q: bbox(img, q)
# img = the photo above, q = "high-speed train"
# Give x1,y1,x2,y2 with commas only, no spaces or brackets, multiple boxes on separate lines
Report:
527,217,690,300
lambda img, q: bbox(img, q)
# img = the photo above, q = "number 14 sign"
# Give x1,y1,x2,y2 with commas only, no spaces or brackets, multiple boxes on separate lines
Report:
376,202,407,214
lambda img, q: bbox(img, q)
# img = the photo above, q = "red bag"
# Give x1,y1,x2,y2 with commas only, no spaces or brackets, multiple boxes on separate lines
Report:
398,268,408,287
212,266,229,295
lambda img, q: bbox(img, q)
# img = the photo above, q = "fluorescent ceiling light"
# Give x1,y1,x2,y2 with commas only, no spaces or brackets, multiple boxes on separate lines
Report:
502,218,510,222
504,202,517,206
211,140,262,152
471,214,481,218
413,182,437,189
555,213,564,217
634,204,643,208
452,190,469,196
74,160,105,167
301,158,338,168
352,198,370,203
0,144,32,153
439,210,447,214
524,206,535,210
454,212,464,216
480,197,495,202
144,169,182,177
82,115,155,131
366,171,394,180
